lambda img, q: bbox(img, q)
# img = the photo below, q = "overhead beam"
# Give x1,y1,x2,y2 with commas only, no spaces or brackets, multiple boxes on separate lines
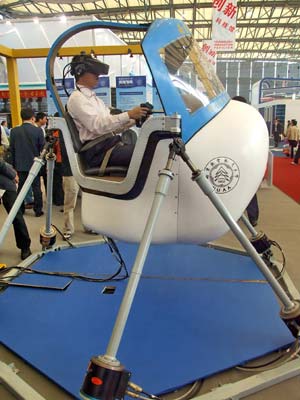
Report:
0,45,13,58
9,44,143,59
2,1,300,19
3,43,299,60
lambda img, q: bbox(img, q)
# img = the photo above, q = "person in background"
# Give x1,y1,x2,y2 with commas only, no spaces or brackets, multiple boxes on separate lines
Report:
289,120,300,165
67,52,149,171
1,120,10,137
0,122,9,159
286,119,300,161
0,159,31,260
35,112,48,193
35,112,48,136
24,187,34,210
272,117,283,148
9,108,45,217
59,129,79,239
51,129,64,207
232,95,259,227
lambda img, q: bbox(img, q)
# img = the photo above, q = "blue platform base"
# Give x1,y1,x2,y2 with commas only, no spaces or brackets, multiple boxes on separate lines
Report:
0,243,294,399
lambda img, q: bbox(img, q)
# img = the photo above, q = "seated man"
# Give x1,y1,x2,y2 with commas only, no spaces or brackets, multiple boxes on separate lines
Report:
67,53,149,170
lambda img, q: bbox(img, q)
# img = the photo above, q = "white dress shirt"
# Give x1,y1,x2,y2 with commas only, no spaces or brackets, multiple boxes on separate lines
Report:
67,85,134,143
0,125,9,148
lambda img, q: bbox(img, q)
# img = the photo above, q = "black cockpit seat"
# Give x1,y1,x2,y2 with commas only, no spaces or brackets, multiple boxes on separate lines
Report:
49,113,181,200
64,111,127,177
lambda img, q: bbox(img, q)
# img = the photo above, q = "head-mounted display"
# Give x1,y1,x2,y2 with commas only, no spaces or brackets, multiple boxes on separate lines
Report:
70,53,109,78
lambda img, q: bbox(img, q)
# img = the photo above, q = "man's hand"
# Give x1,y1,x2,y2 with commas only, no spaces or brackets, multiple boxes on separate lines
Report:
127,106,149,120
14,173,19,184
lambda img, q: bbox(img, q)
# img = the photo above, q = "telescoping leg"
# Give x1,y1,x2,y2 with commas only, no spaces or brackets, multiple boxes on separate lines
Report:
39,150,57,250
80,145,177,400
0,141,58,252
0,155,45,249
172,138,300,338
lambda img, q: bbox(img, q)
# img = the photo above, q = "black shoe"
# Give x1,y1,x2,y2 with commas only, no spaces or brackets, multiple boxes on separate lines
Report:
35,211,44,217
250,220,258,227
21,248,32,260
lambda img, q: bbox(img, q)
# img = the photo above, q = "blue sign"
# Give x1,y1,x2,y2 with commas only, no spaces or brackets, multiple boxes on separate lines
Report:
116,76,146,111
94,76,111,107
46,78,75,115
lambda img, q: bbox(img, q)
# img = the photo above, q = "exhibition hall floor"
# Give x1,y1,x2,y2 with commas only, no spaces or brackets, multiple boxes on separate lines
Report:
0,182,299,400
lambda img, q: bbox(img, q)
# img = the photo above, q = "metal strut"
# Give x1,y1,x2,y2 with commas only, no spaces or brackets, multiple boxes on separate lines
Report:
80,142,177,400
171,138,300,334
80,138,300,400
0,137,57,251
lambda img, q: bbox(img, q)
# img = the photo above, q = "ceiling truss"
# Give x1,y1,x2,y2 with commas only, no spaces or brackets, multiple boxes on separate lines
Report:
0,0,300,60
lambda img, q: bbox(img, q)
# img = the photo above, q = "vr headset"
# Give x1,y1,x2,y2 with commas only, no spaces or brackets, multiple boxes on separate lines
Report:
70,52,109,78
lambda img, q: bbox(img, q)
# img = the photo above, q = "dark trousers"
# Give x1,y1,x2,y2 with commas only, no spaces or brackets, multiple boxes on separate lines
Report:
2,190,31,250
246,194,259,224
53,163,64,206
289,140,298,159
40,164,47,193
83,137,134,169
273,131,280,147
18,171,43,214
294,145,300,164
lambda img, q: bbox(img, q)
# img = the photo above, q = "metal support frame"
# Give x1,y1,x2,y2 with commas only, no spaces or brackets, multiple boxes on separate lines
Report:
171,138,294,311
81,137,300,400
0,140,56,250
105,147,176,361
6,57,22,127
0,155,44,248
103,137,295,354
0,43,143,127
194,358,300,400
0,361,47,400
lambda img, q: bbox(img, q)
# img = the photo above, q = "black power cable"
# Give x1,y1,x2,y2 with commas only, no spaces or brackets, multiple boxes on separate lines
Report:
0,236,129,286
127,379,204,400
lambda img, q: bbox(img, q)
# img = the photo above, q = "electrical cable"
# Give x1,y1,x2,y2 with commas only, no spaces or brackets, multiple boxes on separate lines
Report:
236,338,299,372
62,62,73,97
159,379,203,400
51,223,75,248
126,379,204,400
0,236,129,286
267,238,286,279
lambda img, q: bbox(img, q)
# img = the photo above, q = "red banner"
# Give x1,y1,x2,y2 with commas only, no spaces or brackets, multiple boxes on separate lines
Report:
0,89,47,99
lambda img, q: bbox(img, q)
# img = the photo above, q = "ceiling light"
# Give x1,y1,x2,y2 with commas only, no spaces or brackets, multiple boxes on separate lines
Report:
33,17,39,24
60,15,67,23
6,20,12,25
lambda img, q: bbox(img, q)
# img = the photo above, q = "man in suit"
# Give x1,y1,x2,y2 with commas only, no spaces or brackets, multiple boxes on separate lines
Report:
272,117,284,148
9,108,45,217
0,159,31,260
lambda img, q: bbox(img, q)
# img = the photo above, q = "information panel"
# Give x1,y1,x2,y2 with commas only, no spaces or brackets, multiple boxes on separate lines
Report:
94,76,111,107
46,78,75,115
116,76,146,111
